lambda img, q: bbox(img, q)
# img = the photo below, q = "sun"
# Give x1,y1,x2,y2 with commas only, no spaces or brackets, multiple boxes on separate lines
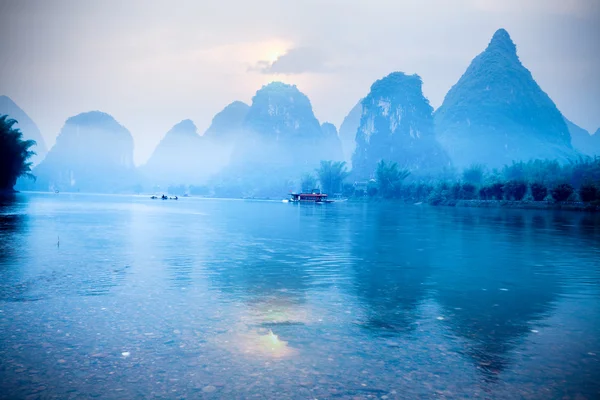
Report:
248,39,291,67
268,51,281,63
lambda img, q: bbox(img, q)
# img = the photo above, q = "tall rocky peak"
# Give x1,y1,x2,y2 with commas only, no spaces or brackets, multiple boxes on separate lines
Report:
30,111,137,193
487,28,517,58
352,72,450,178
203,101,249,141
243,82,323,140
434,28,577,168
339,101,362,166
0,95,47,165
232,82,340,174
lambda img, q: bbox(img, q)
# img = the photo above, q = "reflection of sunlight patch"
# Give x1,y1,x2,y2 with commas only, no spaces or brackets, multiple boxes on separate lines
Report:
242,299,310,326
260,330,289,353
212,298,311,358
216,328,297,359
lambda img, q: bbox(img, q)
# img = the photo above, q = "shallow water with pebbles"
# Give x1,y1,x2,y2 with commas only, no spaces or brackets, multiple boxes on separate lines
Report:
1,193,599,399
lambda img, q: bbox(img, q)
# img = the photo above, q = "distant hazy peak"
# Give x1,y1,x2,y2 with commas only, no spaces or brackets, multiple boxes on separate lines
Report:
252,81,312,105
321,122,338,136
338,101,363,166
203,101,250,139
211,101,250,123
0,94,48,160
339,102,363,139
595,128,600,136
65,111,127,130
564,117,589,133
223,100,250,111
486,28,517,57
261,81,297,91
167,119,199,136
0,95,18,107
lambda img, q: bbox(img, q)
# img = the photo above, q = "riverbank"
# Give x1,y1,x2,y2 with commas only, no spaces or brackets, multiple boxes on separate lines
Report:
348,197,600,212
452,199,600,212
0,188,18,197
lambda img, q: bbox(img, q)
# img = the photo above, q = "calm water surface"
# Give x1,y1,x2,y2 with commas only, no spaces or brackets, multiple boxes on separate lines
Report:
1,193,599,399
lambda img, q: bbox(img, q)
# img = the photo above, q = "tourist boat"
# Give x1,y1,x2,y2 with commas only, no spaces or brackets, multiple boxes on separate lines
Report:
288,189,334,203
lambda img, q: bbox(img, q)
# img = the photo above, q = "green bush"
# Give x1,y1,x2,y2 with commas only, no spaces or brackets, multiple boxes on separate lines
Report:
414,183,434,201
342,183,355,198
578,183,598,202
462,164,485,185
480,182,504,200
479,186,490,200
567,157,600,188
450,182,461,200
428,190,449,205
367,183,378,197
504,180,527,201
453,182,477,200
502,161,526,181
460,183,477,200
551,183,574,202
530,182,548,201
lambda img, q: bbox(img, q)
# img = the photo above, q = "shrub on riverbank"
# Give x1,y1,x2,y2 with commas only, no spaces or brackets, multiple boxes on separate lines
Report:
479,182,504,200
530,183,548,201
579,184,598,203
551,183,575,202
504,180,528,201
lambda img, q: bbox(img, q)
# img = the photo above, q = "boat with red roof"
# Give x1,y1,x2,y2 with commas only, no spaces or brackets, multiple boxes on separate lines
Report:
288,189,333,203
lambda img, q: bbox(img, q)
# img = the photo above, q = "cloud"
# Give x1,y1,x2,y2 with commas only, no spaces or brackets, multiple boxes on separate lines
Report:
470,0,600,17
250,47,332,74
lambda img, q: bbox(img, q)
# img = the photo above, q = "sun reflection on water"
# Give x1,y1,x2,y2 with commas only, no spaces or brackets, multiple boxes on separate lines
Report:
216,327,297,359
214,297,310,359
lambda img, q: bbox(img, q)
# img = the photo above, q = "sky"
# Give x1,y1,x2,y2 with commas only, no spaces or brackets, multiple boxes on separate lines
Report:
0,0,599,165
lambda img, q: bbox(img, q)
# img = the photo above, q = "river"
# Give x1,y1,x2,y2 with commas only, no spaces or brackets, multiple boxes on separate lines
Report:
1,193,599,399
